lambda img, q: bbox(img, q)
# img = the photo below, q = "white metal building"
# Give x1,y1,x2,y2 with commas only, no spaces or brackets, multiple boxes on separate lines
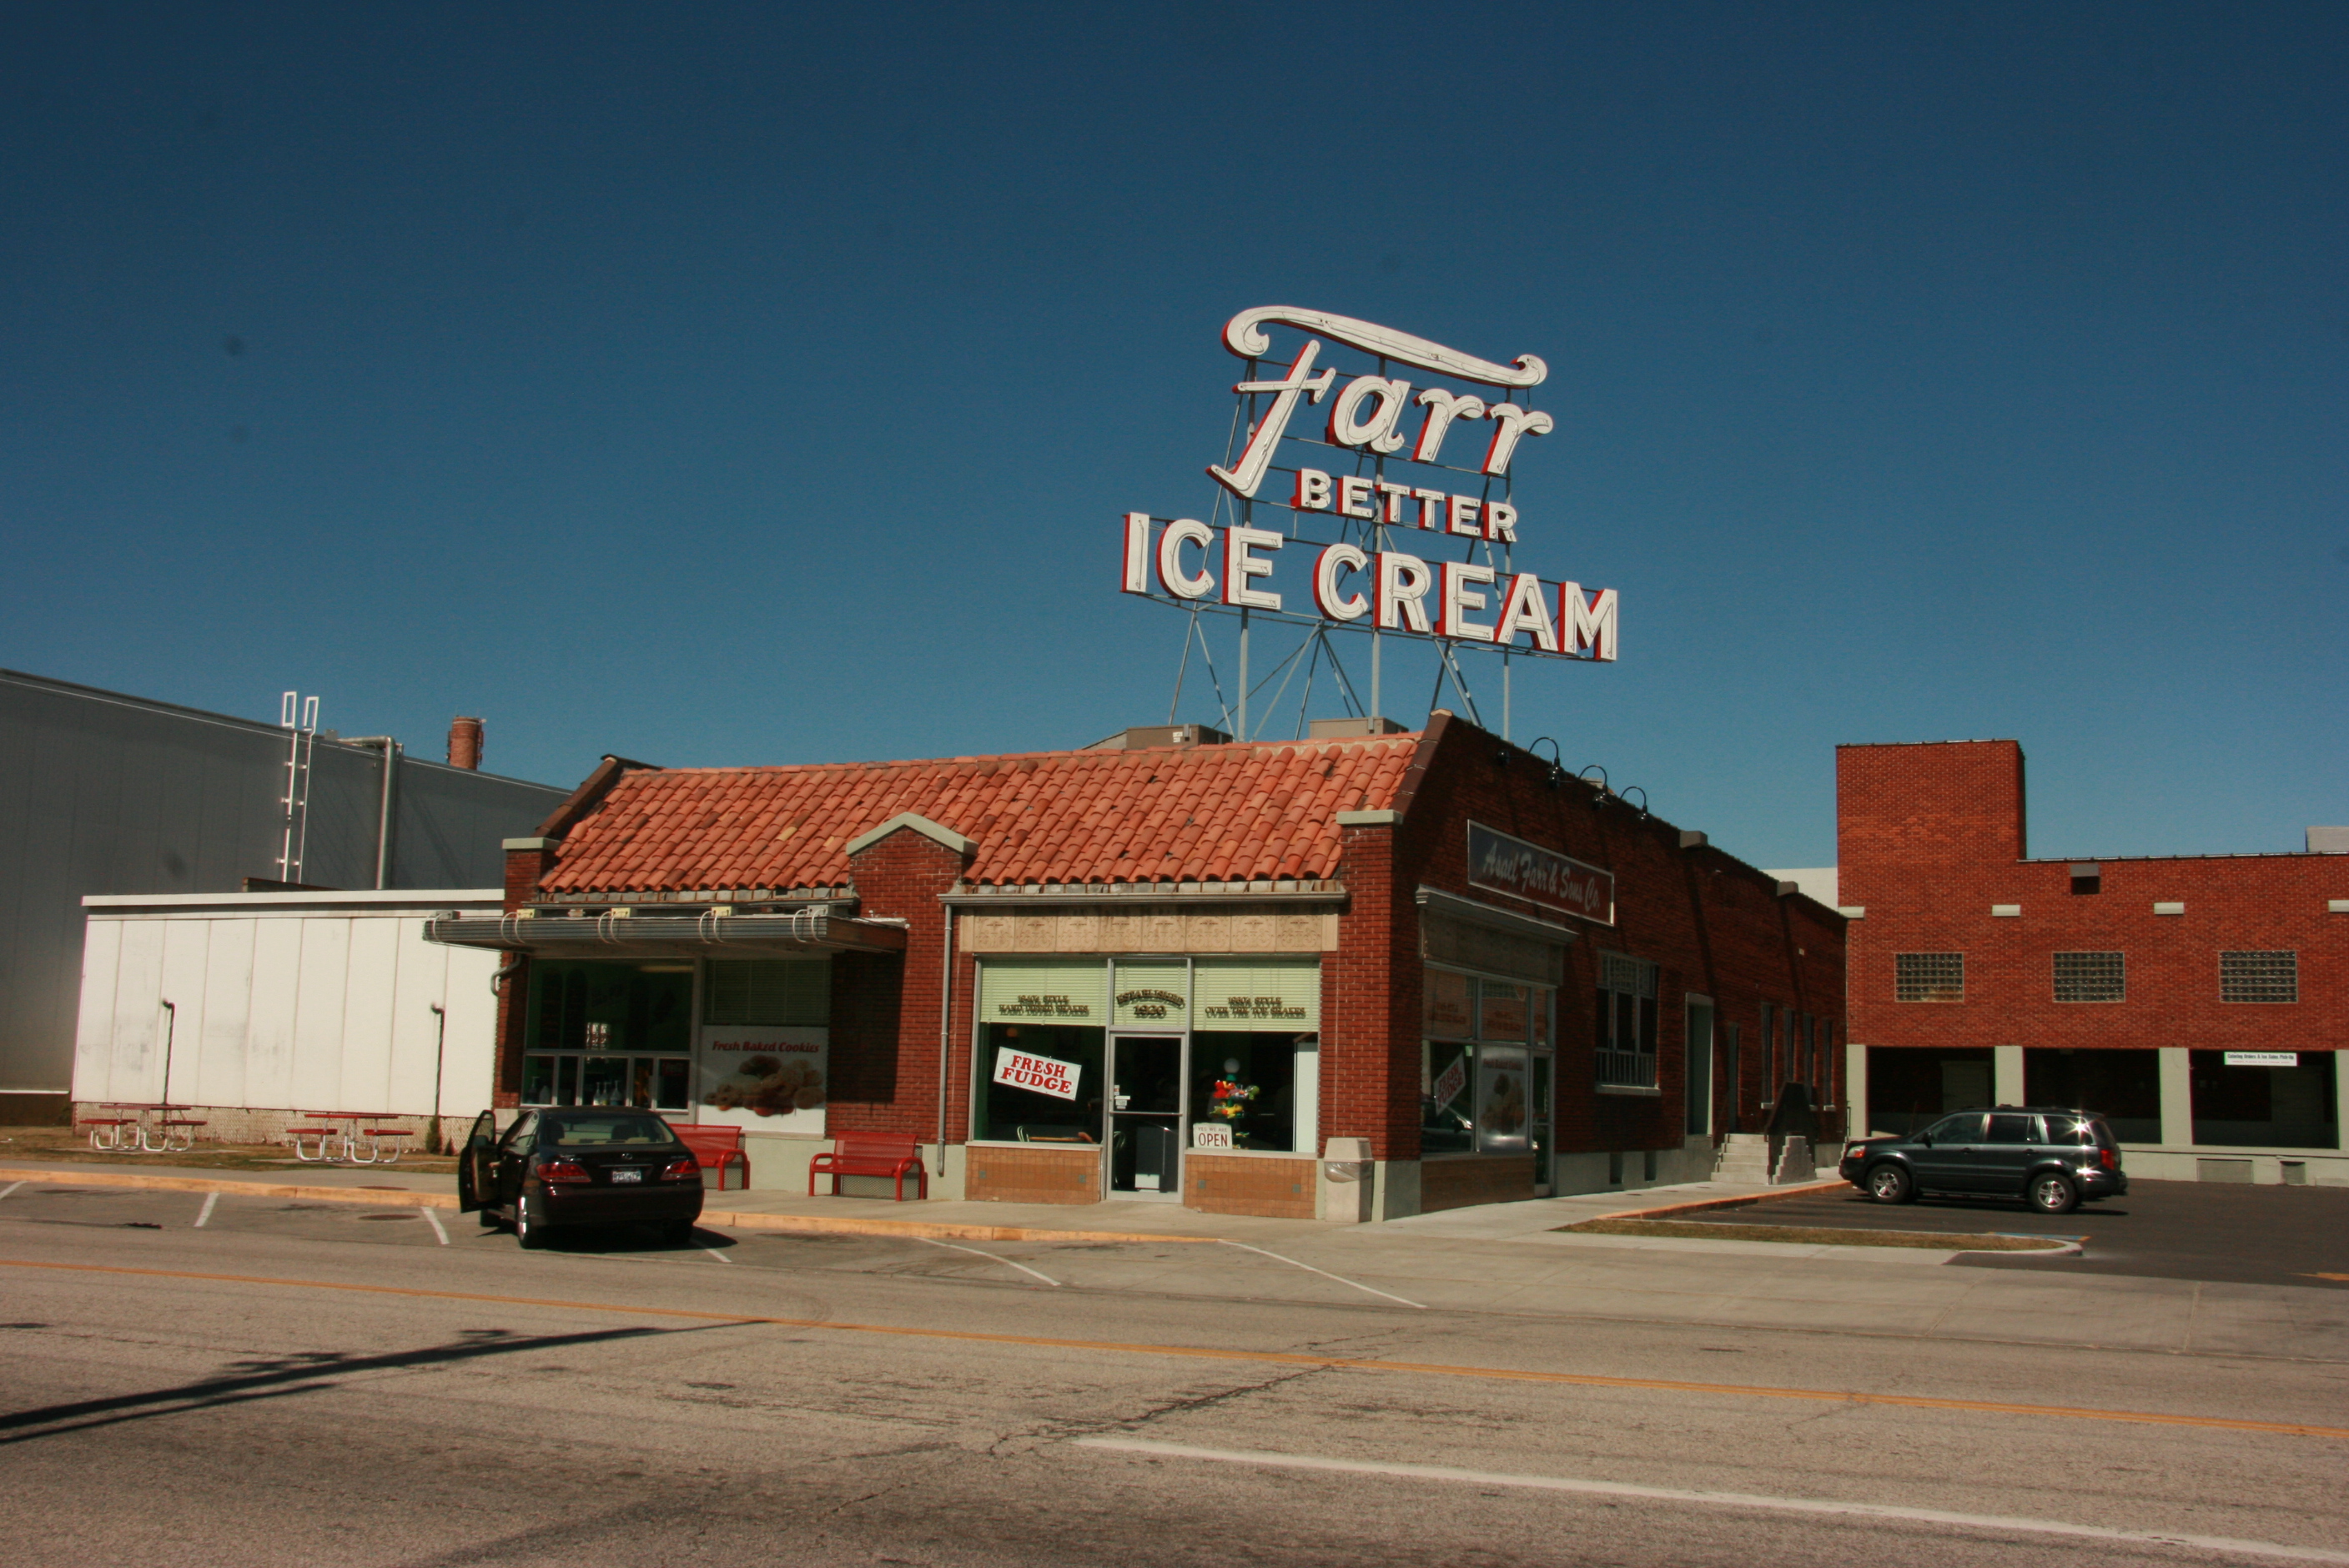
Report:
73,889,506,1138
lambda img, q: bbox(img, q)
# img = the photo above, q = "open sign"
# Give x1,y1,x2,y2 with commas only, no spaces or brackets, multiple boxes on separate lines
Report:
992,1048,1081,1102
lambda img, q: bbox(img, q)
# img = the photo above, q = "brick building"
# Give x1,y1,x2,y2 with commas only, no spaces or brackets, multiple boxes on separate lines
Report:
1839,740,2347,1184
428,713,1846,1219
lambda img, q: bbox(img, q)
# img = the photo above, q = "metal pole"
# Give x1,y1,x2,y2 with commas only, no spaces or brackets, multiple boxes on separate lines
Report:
428,1001,446,1153
158,999,176,1106
1238,608,1250,740
374,741,400,889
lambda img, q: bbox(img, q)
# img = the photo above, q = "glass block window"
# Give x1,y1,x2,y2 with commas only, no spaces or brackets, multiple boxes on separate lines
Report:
2220,951,2297,1003
2052,952,2125,1003
1895,952,1964,1003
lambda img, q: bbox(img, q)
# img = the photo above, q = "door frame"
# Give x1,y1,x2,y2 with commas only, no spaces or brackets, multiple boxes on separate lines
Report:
1684,993,1716,1141
1104,1029,1190,1201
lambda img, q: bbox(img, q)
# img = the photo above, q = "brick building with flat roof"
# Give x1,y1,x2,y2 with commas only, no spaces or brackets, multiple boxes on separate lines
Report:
429,713,1847,1219
1838,739,2347,1185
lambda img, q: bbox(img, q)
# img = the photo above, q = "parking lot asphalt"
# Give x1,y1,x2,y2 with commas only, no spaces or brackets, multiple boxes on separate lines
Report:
1694,1177,2349,1289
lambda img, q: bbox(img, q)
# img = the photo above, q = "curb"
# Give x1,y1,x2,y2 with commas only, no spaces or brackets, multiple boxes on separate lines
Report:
0,1166,459,1208
695,1210,1220,1245
0,1166,1222,1245
1592,1178,1849,1222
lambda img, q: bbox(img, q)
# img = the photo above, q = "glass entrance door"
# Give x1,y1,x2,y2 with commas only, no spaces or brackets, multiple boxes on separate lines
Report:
1106,1033,1185,1199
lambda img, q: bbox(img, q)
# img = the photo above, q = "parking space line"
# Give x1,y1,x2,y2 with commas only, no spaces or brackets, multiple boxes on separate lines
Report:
0,1181,21,1201
194,1193,219,1229
420,1207,449,1245
1214,1239,1426,1309
1072,1438,2349,1565
698,1244,734,1264
916,1236,1060,1287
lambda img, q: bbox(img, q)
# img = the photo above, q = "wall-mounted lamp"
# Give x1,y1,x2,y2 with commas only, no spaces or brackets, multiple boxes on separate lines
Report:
1527,737,1564,789
1577,764,1608,807
1619,786,1649,822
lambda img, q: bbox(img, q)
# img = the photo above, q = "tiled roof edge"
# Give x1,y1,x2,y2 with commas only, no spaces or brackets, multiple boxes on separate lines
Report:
536,753,661,839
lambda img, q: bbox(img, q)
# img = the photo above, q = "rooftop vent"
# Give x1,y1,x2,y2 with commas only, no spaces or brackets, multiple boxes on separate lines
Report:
1307,716,1408,738
1084,724,1232,751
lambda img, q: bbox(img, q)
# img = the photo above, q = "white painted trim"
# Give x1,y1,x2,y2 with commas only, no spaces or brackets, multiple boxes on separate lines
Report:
844,812,977,859
85,890,500,911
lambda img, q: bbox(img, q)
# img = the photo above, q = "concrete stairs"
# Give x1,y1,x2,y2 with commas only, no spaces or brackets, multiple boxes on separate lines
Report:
1712,1133,1773,1183
1711,1132,1818,1186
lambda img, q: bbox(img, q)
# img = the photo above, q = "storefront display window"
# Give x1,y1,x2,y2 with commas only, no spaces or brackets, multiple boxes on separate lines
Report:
705,959,829,1026
977,1022,1105,1143
1189,1033,1309,1151
974,957,1321,1153
695,957,831,1132
1421,967,1554,1158
522,961,693,1110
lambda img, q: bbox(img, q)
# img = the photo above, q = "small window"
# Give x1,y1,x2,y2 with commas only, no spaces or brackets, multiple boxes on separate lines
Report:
2220,951,2296,1003
1596,952,1659,1088
1895,952,1964,1003
2052,952,2125,1003
2069,863,2101,896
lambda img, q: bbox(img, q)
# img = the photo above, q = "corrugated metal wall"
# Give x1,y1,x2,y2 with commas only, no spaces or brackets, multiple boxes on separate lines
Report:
73,899,506,1115
0,671,570,1092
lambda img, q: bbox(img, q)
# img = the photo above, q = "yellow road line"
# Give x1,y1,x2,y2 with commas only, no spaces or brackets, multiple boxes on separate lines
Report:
6,1256,2343,1441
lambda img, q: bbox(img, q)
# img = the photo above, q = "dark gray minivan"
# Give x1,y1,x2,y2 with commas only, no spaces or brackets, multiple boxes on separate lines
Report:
1838,1107,2128,1214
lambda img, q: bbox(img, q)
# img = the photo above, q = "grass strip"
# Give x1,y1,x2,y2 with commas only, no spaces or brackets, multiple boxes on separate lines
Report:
1562,1217,2070,1251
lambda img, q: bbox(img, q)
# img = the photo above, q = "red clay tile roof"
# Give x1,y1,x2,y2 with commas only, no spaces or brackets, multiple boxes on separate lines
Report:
537,736,1421,895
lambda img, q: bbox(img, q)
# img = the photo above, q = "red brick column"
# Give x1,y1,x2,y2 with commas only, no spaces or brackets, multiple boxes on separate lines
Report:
1333,816,1417,1160
836,827,971,1143
492,838,558,1110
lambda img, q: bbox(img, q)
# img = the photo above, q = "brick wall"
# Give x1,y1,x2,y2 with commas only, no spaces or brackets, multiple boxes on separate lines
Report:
1369,715,1851,1158
1185,1153,1316,1218
1421,1153,1535,1211
835,828,968,1140
965,1143,1099,1204
1840,741,2346,1058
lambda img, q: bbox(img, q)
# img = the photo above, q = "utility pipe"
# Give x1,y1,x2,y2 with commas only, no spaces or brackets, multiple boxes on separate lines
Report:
428,1001,447,1153
345,736,402,889
935,908,954,1178
158,998,176,1106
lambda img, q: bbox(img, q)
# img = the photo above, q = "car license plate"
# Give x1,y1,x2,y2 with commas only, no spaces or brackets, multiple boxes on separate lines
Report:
611,1168,642,1184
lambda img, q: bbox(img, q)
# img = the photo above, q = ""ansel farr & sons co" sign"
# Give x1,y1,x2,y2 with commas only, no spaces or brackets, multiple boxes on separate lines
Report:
1467,822,1614,924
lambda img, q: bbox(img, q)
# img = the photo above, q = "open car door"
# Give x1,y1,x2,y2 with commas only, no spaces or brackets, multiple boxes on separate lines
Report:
455,1110,497,1212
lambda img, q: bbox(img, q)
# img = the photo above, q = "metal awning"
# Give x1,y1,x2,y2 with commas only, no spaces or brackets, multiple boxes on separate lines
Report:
423,908,908,959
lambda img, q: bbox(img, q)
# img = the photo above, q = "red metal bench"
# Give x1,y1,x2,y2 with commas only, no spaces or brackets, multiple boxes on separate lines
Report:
672,1125,750,1191
808,1134,927,1201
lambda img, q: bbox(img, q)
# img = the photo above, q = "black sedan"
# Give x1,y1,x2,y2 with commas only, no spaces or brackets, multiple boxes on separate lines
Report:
457,1108,704,1247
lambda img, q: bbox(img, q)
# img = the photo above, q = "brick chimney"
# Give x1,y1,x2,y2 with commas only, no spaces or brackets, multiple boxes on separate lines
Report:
448,716,484,770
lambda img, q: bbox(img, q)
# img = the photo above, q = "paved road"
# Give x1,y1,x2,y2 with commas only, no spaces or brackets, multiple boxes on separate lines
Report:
3,1183,2346,1566
1693,1179,2349,1289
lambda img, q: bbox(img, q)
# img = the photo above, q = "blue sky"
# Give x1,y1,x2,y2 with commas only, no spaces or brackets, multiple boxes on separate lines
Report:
3,2,2342,867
